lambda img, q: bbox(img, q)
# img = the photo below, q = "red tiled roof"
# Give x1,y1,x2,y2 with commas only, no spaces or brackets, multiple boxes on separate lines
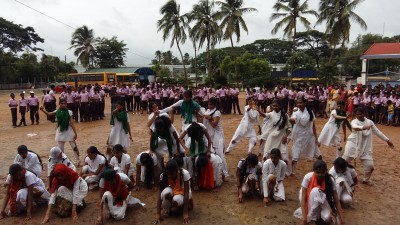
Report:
363,43,400,55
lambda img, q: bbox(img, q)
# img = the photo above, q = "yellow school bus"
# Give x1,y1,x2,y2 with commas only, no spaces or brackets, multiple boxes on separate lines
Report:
67,72,116,87
67,72,140,87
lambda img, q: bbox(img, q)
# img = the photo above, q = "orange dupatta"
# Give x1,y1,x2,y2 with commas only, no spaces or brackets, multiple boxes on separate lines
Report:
168,170,184,196
305,172,326,216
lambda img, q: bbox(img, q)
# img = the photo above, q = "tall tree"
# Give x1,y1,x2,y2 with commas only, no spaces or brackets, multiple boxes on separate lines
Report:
189,0,222,85
157,0,190,85
0,17,44,53
270,0,318,49
69,25,96,68
94,36,128,68
216,0,257,84
317,0,367,61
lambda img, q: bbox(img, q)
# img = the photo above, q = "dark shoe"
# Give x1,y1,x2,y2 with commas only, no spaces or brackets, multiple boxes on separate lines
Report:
24,123,27,126
31,122,34,125
36,122,39,125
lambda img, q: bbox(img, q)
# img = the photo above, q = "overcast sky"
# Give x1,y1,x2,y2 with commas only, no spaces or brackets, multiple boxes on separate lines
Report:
3,0,400,66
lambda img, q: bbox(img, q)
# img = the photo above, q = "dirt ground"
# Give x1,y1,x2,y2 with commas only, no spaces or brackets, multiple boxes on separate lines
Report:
0,91,399,225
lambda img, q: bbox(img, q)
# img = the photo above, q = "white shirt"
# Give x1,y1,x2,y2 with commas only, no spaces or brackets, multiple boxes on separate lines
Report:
84,154,106,173
301,172,336,191
13,152,42,177
237,159,262,175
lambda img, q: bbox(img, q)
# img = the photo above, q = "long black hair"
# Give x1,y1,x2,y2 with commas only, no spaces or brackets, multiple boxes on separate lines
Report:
87,146,109,168
196,153,209,182
140,152,155,189
187,122,204,140
299,97,314,121
239,153,259,185
313,160,336,213
271,99,288,130
160,160,183,191
152,116,174,157
17,145,43,170
333,157,355,171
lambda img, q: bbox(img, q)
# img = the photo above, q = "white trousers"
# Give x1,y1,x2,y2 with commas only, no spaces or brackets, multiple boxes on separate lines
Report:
160,187,192,210
261,174,285,201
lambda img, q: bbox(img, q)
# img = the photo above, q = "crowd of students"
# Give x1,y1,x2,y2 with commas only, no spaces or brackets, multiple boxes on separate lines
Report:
3,82,398,224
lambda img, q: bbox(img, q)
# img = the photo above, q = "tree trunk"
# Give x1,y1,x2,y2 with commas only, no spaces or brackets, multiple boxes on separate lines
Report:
194,43,198,87
329,45,336,63
176,37,188,87
290,18,297,87
230,36,239,86
207,35,212,86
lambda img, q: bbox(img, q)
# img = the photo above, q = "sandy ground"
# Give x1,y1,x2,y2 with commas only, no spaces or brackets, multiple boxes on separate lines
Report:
0,91,399,225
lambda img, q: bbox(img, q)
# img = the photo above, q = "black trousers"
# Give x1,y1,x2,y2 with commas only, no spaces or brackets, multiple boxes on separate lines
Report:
11,108,17,126
19,106,27,125
126,96,133,111
134,96,141,111
29,105,39,123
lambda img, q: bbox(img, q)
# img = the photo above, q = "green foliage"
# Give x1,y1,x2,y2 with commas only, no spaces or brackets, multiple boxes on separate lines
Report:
151,50,182,65
0,17,44,53
94,36,128,68
69,25,96,68
318,60,338,85
285,51,315,71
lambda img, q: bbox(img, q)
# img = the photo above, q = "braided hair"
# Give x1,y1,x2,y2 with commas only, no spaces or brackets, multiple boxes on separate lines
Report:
271,99,288,130
140,153,155,189
87,146,109,168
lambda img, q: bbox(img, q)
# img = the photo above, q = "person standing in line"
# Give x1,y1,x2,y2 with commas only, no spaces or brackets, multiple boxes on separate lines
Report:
48,85,57,122
27,91,40,125
18,91,28,127
65,88,76,122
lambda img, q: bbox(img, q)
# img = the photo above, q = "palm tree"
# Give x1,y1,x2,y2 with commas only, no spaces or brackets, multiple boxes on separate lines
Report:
189,0,222,85
69,25,96,68
216,0,257,84
157,0,190,85
270,0,318,50
317,0,367,61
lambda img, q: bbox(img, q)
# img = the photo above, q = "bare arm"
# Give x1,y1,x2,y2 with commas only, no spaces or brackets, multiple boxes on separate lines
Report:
182,180,190,223
40,106,56,116
0,185,10,218
69,117,77,140
301,187,307,225
204,129,212,155
333,191,345,224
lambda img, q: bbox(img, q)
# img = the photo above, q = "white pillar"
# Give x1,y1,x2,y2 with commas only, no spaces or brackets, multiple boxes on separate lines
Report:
360,59,367,85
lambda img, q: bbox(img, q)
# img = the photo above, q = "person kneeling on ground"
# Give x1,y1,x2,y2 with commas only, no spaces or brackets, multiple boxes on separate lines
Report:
42,164,88,223
294,160,346,225
329,157,358,208
97,168,143,224
155,160,192,224
81,146,107,190
0,164,50,220
262,148,287,206
236,153,262,203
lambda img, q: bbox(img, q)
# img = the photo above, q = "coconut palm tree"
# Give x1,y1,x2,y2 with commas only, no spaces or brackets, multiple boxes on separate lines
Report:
69,25,96,68
157,0,190,85
317,0,367,61
189,0,222,84
216,0,257,84
270,0,318,50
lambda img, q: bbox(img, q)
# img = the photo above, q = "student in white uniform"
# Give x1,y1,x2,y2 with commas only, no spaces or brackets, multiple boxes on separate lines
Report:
342,107,394,184
96,169,142,224
226,97,259,154
150,116,183,162
0,164,50,220
135,151,161,190
236,153,262,203
178,122,212,181
329,157,358,207
107,101,133,159
109,144,135,183
13,145,43,177
257,99,291,161
202,97,229,179
40,99,80,165
290,97,322,176
81,146,107,190
318,100,350,159
294,160,345,225
155,160,192,224
262,148,287,206
47,146,76,187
